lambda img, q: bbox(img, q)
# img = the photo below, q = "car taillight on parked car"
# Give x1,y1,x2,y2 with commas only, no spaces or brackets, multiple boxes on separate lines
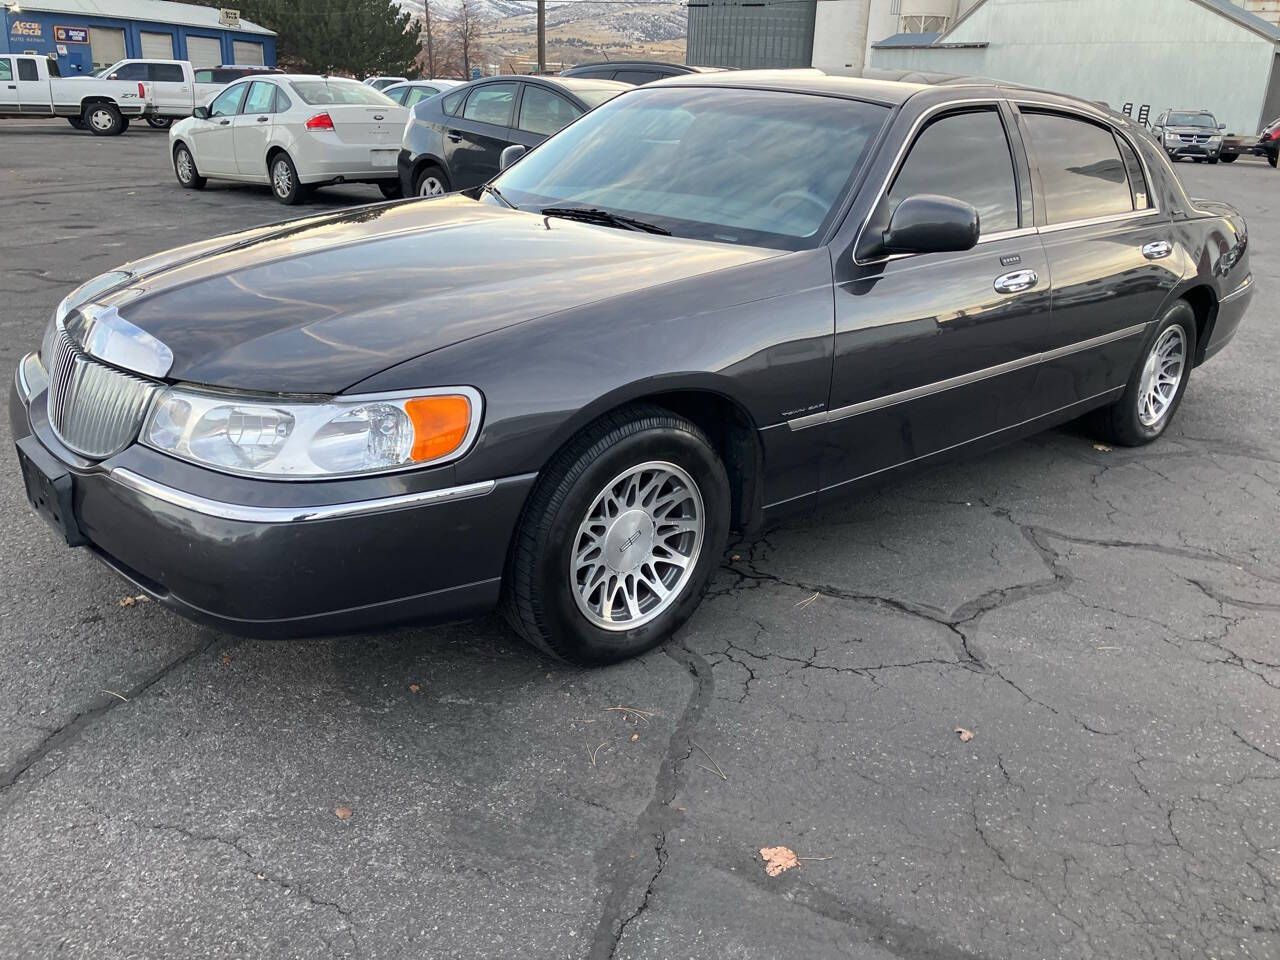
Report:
304,112,335,131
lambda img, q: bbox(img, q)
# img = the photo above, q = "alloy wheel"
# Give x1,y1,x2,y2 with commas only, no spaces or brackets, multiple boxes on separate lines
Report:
418,175,445,197
272,159,293,198
176,149,193,183
1137,325,1187,427
570,461,704,631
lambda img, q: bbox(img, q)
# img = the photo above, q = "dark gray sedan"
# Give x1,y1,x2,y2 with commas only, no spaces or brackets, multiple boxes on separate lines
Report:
12,71,1253,665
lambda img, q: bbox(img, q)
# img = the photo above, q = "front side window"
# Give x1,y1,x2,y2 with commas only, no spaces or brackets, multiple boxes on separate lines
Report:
518,85,580,136
242,81,276,115
112,62,148,81
16,58,37,81
493,87,888,249
0,59,11,83
1023,111,1134,224
886,107,1019,236
209,83,247,118
462,83,517,126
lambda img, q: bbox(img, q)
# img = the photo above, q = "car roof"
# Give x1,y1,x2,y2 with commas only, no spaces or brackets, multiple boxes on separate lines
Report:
566,61,725,73
460,75,631,94
385,79,461,89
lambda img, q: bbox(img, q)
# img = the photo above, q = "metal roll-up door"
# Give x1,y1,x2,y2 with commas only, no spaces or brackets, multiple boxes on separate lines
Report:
140,31,174,60
186,36,222,68
686,0,816,69
89,27,126,70
231,40,264,65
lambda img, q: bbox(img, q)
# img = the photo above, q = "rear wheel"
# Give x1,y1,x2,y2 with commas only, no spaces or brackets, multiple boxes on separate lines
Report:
146,117,173,130
1269,150,1278,169
503,405,730,666
1208,156,1219,165
414,164,449,197
269,152,308,205
173,143,206,190
83,102,124,136
1220,153,1238,163
1091,301,1196,447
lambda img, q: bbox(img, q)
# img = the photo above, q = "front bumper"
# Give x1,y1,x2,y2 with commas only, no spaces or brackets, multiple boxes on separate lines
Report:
1166,141,1221,159
10,375,535,638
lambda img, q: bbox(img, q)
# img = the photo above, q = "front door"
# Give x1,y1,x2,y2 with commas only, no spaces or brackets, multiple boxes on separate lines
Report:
817,103,1053,494
446,81,517,189
190,82,247,176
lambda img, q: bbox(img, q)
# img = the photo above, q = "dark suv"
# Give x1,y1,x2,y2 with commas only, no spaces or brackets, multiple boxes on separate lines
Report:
397,75,626,197
1151,109,1226,163
560,61,725,86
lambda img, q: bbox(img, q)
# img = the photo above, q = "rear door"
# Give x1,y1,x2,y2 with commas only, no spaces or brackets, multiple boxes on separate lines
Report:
1014,105,1180,409
232,80,278,176
13,58,51,113
509,82,582,148
446,81,517,188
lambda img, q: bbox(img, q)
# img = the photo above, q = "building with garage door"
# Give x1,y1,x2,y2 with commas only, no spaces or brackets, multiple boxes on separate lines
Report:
1,0,275,76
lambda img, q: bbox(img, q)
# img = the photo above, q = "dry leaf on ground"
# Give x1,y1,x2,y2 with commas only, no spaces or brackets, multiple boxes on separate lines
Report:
760,846,800,877
334,806,354,821
955,727,975,743
1093,443,1113,453
408,683,421,694
118,594,149,607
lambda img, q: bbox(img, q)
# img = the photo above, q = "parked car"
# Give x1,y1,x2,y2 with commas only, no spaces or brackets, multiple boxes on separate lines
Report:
560,60,726,85
0,54,217,135
398,74,627,196
1151,109,1226,163
193,65,284,85
1223,117,1280,166
169,74,407,204
364,76,408,91
12,71,1253,665
381,78,463,108
1259,118,1280,167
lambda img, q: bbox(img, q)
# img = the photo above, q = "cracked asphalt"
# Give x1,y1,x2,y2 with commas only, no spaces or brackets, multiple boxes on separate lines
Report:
1,121,1278,960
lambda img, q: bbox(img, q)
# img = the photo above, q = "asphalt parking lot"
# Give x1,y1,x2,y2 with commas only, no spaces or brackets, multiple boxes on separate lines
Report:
1,120,1277,960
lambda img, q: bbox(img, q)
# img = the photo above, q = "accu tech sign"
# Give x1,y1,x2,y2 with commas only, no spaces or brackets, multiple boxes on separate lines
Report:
1,0,275,75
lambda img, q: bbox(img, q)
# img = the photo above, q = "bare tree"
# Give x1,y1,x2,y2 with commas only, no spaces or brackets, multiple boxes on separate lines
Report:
419,0,439,78
449,0,487,79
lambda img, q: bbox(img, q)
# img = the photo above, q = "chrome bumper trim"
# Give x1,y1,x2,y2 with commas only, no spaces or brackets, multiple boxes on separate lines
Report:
1220,275,1254,303
108,469,500,524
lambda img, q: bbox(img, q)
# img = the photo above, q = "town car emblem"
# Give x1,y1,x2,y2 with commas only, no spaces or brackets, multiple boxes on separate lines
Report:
619,529,644,553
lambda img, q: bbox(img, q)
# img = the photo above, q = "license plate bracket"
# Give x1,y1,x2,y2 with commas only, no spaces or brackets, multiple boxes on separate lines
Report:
15,436,87,547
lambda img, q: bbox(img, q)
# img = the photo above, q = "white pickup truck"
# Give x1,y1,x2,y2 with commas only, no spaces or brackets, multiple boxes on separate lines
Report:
0,55,224,135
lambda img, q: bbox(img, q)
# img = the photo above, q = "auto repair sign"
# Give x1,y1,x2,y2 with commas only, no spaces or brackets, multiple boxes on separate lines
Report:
54,26,90,43
10,20,44,40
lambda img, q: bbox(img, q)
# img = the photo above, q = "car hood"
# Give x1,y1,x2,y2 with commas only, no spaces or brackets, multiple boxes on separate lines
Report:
100,196,778,393
1164,126,1218,135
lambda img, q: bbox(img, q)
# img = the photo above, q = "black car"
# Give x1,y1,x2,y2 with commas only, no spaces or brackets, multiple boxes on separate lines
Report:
193,65,283,85
560,60,726,85
12,71,1253,665
397,75,627,197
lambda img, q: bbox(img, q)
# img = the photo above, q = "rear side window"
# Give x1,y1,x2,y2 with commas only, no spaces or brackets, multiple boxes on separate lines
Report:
614,70,662,85
0,60,11,83
887,107,1020,236
17,59,38,81
1114,134,1151,210
242,81,276,115
209,83,247,117
274,87,292,112
151,63,184,83
46,58,62,78
517,85,580,136
1022,111,1134,223
384,87,408,104
462,82,516,126
571,68,614,80
405,86,437,106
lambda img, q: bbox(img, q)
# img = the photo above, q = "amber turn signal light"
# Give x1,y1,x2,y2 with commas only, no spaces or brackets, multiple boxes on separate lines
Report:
405,394,473,462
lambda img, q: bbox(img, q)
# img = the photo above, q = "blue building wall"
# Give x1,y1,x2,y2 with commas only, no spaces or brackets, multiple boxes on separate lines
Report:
2,9,276,75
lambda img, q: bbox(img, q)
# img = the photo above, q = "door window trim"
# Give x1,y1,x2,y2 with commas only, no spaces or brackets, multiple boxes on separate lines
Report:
459,80,518,128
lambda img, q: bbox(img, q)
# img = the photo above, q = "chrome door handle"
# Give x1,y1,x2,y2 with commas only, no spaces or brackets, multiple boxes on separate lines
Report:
256,115,270,123
994,269,1038,294
1142,241,1173,260
447,130,463,142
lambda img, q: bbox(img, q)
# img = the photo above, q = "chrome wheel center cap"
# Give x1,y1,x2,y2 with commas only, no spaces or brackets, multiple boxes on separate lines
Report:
604,509,655,573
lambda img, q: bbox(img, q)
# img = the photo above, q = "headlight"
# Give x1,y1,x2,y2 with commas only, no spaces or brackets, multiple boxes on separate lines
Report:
55,270,132,325
142,387,481,478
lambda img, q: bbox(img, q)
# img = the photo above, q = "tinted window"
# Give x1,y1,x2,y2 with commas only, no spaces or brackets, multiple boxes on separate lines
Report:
194,69,214,83
441,89,465,115
887,108,1019,235
463,82,516,126
383,87,408,104
112,63,148,81
0,60,11,83
243,80,276,114
289,80,395,106
614,70,662,85
570,68,614,80
1023,111,1133,223
46,58,61,78
209,83,247,118
518,85,580,136
1115,134,1151,210
16,58,37,81
150,63,184,83
494,87,887,250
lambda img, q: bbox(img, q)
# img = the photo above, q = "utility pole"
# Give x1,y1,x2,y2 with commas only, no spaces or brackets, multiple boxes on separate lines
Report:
537,0,546,74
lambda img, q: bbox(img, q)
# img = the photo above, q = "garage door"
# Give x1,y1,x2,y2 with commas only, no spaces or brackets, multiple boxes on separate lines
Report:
686,0,816,69
186,36,222,69
140,31,174,60
231,40,264,65
89,27,126,70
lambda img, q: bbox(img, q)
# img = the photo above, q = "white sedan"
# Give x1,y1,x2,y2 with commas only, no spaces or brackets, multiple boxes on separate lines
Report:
169,74,409,205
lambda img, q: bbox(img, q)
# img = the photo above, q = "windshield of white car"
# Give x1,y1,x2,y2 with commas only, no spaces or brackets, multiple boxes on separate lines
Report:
289,80,397,106
490,87,888,251
1167,113,1215,128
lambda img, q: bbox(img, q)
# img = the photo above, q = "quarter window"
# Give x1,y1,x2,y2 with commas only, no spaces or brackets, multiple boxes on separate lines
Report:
1022,111,1134,223
150,63,185,83
17,58,38,81
887,107,1019,236
242,81,276,115
441,89,465,115
517,85,580,136
1114,134,1151,210
209,83,247,118
462,83,516,126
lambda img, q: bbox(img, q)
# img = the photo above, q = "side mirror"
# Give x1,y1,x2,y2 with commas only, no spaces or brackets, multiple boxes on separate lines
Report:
881,194,980,256
499,143,526,171
193,106,209,120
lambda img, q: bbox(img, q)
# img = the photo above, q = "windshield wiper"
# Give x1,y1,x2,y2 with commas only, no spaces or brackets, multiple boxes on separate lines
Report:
540,206,670,236
481,182,516,209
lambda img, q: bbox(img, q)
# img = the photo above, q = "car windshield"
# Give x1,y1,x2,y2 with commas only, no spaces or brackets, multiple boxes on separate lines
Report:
1168,112,1215,128
491,87,888,250
289,79,396,106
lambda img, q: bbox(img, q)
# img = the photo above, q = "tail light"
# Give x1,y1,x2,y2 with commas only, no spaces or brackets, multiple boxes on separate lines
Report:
304,112,334,131
138,82,145,98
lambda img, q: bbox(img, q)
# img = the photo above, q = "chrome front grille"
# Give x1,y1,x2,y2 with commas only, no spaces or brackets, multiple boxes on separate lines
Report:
47,327,161,459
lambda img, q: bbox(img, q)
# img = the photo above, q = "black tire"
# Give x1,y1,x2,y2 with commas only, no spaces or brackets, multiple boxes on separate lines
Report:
82,102,123,136
378,180,404,200
413,163,450,197
1220,153,1238,163
502,404,731,666
268,152,309,205
119,118,130,132
1269,151,1278,169
1208,157,1219,165
67,117,86,130
1091,301,1197,447
173,143,206,190
146,117,173,130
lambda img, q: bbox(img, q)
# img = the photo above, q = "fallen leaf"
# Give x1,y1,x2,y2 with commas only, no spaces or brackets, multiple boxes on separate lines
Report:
730,554,741,562
219,653,233,667
408,683,421,694
760,845,800,877
1092,443,1112,453
334,806,353,821
955,727,975,743
118,594,149,607
629,733,640,742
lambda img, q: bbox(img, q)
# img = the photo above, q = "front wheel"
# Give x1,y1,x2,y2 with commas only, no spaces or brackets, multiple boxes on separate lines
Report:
67,117,86,130
1269,151,1278,169
173,143,206,190
503,405,730,666
83,102,124,136
414,164,449,197
1091,302,1196,447
269,153,308,205
1220,153,1238,163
